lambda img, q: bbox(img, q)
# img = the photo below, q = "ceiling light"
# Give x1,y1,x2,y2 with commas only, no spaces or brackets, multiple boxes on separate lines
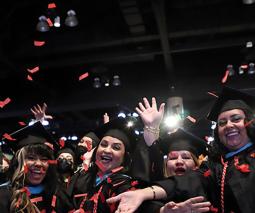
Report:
93,77,101,88
132,112,139,117
246,41,253,48
42,120,49,126
101,76,110,87
104,79,110,87
227,64,235,76
238,65,245,75
65,10,78,27
248,62,255,74
164,115,181,128
54,16,61,27
243,0,255,4
112,75,121,86
71,135,78,140
36,15,50,32
60,136,67,141
118,112,126,118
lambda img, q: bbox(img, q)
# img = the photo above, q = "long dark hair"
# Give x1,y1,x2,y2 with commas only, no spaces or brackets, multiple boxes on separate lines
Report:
208,108,255,161
9,143,58,212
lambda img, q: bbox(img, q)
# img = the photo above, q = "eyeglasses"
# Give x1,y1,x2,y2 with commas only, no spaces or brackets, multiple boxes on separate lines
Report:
217,114,245,127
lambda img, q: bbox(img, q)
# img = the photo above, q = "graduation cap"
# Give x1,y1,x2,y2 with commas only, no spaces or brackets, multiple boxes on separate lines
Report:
57,140,76,161
159,128,208,158
2,121,59,152
83,131,100,147
207,86,255,122
94,116,142,152
186,117,213,140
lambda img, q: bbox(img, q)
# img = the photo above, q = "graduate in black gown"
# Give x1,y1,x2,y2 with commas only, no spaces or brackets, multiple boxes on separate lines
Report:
0,121,73,213
108,87,255,213
67,116,146,213
0,143,14,213
57,145,77,189
107,97,211,213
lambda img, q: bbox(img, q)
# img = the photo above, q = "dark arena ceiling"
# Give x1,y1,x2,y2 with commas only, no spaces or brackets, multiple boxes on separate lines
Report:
0,0,255,139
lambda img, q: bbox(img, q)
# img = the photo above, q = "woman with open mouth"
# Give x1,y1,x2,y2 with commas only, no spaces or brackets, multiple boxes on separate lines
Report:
0,121,73,213
107,87,255,213
106,97,210,213
67,116,144,213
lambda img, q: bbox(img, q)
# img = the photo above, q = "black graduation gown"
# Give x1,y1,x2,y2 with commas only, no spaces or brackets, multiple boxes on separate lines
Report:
0,183,12,213
0,182,73,213
201,145,255,213
130,138,164,182
154,145,255,213
68,168,142,213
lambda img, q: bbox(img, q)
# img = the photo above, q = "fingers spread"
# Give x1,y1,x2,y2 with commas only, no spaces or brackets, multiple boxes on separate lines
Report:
143,97,151,109
138,102,146,111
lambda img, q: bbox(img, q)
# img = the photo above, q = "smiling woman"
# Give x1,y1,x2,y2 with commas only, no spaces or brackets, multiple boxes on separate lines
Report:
0,121,73,212
67,116,145,213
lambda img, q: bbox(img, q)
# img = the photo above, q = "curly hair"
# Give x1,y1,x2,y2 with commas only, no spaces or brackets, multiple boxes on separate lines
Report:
208,107,255,161
9,144,58,212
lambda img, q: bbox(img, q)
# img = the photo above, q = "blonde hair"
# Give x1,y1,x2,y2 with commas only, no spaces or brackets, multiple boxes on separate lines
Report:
10,147,40,213
163,152,200,178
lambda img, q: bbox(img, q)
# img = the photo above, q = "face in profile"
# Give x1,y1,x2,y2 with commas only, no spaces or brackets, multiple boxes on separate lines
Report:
25,153,49,185
217,109,250,151
95,136,125,173
166,150,196,176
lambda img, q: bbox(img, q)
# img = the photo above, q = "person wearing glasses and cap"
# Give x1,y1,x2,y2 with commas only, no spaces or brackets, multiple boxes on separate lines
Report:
0,121,73,213
107,87,255,213
67,116,146,213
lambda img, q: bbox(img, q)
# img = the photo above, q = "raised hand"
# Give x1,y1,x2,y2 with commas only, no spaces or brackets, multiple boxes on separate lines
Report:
103,112,110,124
107,190,145,213
136,97,165,146
30,103,53,122
135,97,165,129
160,196,211,213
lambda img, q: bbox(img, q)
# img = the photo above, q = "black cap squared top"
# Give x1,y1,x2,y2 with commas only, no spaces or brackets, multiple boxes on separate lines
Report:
159,128,208,158
207,86,255,122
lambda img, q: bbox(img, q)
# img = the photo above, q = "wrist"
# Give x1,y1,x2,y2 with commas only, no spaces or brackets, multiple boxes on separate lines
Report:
144,125,160,134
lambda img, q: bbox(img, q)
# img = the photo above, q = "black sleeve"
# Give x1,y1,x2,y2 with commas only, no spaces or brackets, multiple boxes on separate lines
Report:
130,139,151,182
130,138,164,182
153,170,208,202
55,183,74,212
0,186,11,213
148,140,164,181
153,176,176,199
137,200,164,213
